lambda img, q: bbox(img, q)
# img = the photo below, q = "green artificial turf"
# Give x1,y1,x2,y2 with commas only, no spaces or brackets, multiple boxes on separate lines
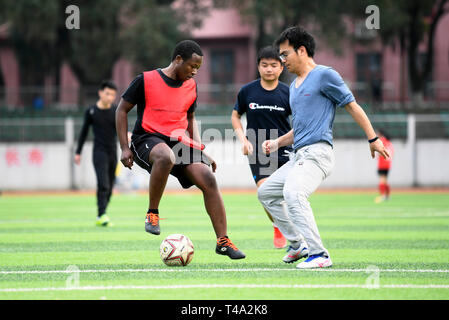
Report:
0,191,448,300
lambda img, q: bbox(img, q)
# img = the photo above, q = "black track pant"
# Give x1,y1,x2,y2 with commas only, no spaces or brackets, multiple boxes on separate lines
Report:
93,147,117,217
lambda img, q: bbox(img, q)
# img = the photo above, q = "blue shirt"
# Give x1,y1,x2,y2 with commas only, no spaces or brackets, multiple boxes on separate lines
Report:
234,79,292,162
290,65,355,150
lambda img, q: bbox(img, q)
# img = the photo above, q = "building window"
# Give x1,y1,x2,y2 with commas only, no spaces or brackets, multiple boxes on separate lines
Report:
356,52,383,102
210,50,235,103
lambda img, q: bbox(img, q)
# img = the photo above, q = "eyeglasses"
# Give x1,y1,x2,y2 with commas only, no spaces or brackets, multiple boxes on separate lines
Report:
279,51,291,61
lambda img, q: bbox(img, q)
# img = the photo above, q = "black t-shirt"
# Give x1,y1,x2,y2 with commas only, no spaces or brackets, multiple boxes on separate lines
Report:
121,69,197,136
76,104,117,154
234,79,293,162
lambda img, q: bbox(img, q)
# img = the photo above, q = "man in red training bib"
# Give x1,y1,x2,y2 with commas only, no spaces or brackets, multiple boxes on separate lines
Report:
116,40,245,259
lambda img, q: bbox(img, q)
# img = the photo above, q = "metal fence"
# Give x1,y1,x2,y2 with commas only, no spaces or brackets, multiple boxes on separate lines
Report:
1,81,449,112
1,114,448,189
1,114,448,144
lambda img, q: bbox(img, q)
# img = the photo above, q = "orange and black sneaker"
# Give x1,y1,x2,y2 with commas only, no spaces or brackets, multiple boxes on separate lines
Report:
216,236,246,259
145,212,160,235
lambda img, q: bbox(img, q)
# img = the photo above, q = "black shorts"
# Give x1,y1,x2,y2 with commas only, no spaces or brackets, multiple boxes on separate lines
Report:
378,169,389,177
250,159,289,184
130,132,210,189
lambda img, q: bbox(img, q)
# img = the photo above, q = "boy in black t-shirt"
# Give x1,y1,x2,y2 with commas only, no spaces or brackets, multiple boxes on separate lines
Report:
232,46,292,249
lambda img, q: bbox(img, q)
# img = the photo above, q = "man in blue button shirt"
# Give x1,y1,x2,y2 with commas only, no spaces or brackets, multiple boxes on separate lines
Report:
258,26,390,269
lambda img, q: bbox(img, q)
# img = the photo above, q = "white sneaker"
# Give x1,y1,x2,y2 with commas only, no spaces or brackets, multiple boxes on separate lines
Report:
282,243,309,263
296,254,332,269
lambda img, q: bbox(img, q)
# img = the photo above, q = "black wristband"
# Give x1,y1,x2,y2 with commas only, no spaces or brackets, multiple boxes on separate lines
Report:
368,137,379,143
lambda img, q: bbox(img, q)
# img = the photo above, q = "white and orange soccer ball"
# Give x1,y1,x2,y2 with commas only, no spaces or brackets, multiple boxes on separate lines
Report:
159,234,194,267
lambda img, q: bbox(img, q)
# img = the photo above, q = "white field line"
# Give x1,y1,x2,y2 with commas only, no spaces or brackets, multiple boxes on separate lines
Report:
1,268,449,275
1,284,449,293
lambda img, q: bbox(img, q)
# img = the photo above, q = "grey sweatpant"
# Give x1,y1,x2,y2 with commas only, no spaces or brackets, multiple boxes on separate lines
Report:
257,142,335,257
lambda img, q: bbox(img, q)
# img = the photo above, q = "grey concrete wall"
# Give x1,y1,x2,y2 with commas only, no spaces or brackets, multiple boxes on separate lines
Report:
1,139,448,191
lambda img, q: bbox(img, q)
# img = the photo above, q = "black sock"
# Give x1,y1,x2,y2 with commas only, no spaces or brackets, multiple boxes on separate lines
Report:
147,209,159,215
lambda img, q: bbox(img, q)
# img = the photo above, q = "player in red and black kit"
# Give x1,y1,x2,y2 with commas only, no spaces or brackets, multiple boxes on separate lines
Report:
375,129,394,203
116,40,245,259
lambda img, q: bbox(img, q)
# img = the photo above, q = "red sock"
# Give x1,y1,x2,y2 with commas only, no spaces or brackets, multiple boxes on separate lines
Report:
385,184,390,197
379,183,387,196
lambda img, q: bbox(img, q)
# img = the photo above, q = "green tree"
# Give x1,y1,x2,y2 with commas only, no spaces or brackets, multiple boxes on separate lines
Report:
0,1,61,93
376,0,448,105
219,0,448,106
64,0,189,104
0,0,195,106
120,0,189,72
215,0,351,55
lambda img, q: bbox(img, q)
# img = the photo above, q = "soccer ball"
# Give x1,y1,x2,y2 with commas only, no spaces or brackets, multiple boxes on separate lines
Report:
159,234,194,267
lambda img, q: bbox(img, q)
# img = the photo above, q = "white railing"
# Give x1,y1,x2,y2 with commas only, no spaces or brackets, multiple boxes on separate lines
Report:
1,114,448,189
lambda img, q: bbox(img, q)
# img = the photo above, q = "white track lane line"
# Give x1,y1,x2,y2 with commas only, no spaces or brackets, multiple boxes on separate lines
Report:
1,268,449,275
1,284,449,293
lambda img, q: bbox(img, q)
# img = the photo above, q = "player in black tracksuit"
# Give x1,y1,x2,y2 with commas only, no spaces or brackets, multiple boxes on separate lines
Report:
75,81,118,226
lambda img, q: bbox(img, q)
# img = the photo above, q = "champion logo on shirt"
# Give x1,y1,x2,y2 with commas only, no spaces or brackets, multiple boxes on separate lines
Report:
248,102,286,112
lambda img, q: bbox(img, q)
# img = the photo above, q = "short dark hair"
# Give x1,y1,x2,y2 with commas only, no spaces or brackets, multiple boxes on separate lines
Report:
275,26,316,58
257,46,282,65
171,40,203,62
100,80,117,91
